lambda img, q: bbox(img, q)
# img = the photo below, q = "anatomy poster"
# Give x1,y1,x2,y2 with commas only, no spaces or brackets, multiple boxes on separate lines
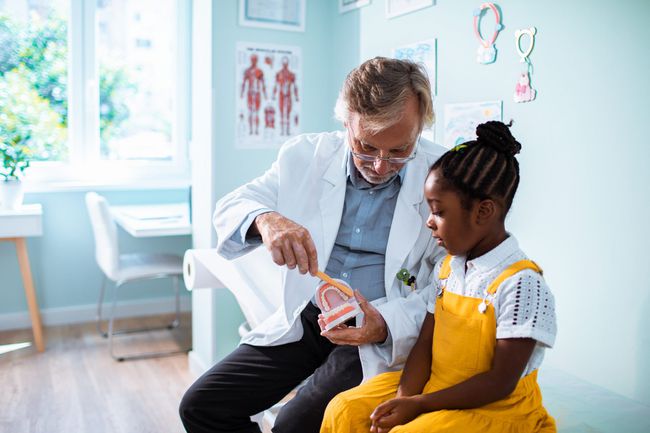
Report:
236,42,302,149
443,101,502,149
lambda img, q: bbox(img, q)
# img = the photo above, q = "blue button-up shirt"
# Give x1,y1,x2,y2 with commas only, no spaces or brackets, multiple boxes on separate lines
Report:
232,153,404,301
324,155,403,301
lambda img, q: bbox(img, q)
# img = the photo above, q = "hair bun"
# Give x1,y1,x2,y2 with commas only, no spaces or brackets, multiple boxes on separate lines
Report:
475,121,521,157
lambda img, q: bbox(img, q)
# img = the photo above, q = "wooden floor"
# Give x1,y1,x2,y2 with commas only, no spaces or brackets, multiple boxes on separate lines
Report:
0,314,194,433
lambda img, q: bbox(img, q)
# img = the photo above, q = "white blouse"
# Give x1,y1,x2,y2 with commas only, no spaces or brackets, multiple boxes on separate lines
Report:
427,235,557,377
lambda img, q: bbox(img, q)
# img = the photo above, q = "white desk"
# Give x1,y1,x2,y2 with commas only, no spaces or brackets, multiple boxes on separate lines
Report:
110,203,192,238
0,204,45,352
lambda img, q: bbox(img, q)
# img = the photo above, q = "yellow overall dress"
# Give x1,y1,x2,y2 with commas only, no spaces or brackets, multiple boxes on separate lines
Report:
320,256,556,433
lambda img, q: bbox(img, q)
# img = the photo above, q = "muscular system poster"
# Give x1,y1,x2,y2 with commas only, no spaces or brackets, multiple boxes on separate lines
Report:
236,42,302,149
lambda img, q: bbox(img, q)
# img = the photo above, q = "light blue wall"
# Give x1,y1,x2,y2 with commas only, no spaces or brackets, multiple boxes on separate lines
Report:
352,0,650,403
207,0,650,404
18,0,644,406
207,0,358,359
0,189,192,314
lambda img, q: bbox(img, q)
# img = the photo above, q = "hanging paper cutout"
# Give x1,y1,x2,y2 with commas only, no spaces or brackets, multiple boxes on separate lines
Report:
514,72,535,103
513,26,537,103
473,3,503,65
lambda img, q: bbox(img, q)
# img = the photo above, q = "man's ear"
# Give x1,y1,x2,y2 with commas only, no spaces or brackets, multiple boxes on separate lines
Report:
475,199,497,225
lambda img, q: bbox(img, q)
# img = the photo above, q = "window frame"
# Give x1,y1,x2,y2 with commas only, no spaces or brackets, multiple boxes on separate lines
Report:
24,0,191,189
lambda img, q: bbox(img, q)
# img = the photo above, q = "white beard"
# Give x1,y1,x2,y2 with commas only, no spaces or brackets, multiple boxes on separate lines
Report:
357,165,399,185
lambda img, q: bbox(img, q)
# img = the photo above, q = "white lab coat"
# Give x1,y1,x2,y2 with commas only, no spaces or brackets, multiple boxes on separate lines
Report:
213,131,446,380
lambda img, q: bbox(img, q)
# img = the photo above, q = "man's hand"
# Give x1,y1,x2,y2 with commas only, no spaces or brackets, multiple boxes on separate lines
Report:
253,211,318,275
369,396,422,433
319,291,388,345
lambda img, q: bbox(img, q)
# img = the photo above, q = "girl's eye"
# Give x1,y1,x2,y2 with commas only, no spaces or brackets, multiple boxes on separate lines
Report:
431,211,442,217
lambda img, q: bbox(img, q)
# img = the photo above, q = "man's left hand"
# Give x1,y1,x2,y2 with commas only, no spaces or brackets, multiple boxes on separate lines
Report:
319,291,388,345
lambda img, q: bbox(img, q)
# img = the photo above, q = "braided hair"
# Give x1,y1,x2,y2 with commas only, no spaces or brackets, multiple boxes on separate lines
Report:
430,121,522,217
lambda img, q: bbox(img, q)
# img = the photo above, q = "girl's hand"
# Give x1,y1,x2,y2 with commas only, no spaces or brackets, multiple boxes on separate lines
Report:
369,396,422,433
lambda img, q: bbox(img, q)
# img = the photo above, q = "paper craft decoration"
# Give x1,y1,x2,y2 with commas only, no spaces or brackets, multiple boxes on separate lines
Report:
473,3,503,64
513,27,537,103
315,276,361,331
514,72,535,103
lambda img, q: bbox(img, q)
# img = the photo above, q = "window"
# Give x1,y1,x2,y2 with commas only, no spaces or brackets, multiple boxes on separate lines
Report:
0,0,190,187
0,0,70,163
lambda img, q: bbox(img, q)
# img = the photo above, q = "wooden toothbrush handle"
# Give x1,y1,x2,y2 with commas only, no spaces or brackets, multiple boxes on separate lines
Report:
315,271,354,297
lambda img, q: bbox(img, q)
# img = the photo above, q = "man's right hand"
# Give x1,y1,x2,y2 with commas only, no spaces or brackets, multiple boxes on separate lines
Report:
252,212,318,276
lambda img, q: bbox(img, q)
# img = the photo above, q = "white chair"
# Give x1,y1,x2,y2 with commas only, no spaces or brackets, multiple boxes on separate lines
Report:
85,192,187,361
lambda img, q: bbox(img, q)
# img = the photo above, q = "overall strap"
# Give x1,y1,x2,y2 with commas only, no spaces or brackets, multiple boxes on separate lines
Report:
486,260,543,295
438,255,453,280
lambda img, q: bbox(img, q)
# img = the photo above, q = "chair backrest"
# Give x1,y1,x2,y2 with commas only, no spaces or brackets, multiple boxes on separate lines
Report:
85,192,120,281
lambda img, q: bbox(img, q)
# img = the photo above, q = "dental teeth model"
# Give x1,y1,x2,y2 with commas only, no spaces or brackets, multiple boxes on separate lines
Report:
314,278,361,331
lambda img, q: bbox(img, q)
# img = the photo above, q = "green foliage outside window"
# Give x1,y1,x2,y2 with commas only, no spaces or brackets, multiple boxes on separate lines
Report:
0,12,135,166
99,61,136,157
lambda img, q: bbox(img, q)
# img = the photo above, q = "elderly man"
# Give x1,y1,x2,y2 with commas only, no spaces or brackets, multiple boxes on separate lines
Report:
180,57,446,433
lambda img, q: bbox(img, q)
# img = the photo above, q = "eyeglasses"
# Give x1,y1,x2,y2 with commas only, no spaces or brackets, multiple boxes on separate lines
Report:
348,131,419,164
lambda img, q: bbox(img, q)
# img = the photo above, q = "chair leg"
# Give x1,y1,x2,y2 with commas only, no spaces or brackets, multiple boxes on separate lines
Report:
107,281,120,361
170,276,180,329
98,278,180,337
96,275,108,338
105,276,188,362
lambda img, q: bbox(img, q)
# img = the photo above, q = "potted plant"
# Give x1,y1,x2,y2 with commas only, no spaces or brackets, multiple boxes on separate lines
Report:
0,133,31,209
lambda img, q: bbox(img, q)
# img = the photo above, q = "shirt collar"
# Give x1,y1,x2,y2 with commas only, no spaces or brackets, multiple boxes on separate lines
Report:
346,151,406,189
469,234,519,272
449,234,519,275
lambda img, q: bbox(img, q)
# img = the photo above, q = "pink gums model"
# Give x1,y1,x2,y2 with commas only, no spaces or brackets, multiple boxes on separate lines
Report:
315,279,361,331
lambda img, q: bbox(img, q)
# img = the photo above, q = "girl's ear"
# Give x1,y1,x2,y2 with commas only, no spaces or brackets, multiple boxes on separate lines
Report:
475,199,497,225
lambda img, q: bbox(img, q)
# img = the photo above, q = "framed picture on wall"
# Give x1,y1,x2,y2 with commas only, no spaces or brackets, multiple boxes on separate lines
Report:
239,0,306,32
386,0,434,19
339,0,371,14
443,101,503,149
393,38,437,143
393,38,437,94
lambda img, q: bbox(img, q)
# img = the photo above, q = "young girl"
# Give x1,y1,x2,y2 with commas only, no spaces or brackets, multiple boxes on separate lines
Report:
320,121,557,433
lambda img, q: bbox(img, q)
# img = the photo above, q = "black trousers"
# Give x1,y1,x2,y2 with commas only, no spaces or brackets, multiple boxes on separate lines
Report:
179,303,363,433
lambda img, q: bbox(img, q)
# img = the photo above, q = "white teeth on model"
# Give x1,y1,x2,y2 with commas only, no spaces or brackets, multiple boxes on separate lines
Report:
324,303,353,321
